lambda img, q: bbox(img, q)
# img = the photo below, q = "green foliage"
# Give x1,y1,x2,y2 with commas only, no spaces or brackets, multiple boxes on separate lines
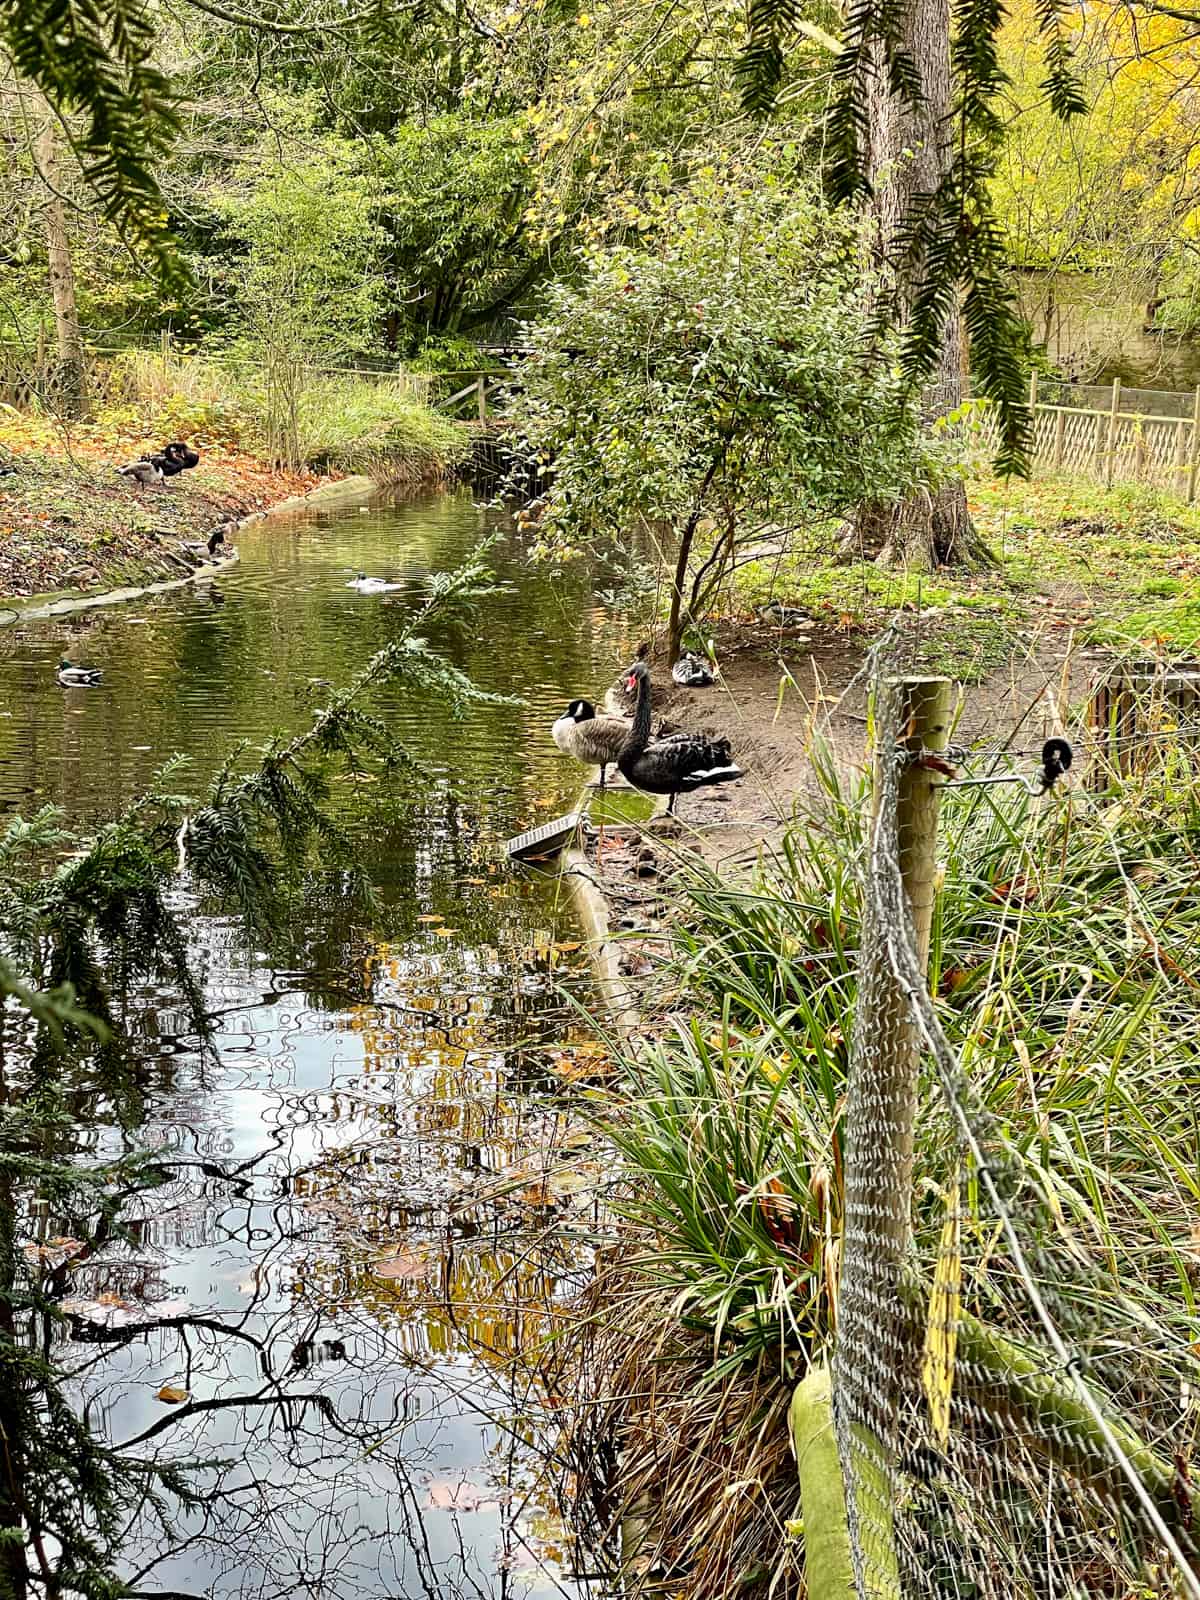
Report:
602,721,1200,1417
513,160,949,552
0,0,180,278
218,144,385,364
376,116,540,340
734,0,1084,475
287,375,466,478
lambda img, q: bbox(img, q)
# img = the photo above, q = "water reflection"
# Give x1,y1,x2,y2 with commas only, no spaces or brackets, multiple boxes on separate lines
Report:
1,489,627,1599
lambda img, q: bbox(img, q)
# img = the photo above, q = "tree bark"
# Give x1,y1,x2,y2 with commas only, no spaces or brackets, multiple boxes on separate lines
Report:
36,117,88,422
666,517,695,669
846,0,992,570
666,455,723,665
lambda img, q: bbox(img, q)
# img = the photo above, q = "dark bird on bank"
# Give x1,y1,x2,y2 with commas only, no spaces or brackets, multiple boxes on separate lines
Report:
56,657,103,687
604,642,651,719
551,699,630,789
119,442,199,488
206,519,237,556
118,457,165,488
756,600,809,627
1039,738,1073,791
671,650,715,688
617,662,742,814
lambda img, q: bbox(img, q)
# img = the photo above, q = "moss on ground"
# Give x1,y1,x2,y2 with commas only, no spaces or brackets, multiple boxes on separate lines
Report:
720,475,1200,679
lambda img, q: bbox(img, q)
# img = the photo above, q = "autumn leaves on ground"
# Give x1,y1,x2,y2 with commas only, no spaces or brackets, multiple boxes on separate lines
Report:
0,412,323,599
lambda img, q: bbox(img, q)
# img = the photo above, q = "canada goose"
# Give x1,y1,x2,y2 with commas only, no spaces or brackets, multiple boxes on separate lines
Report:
551,699,630,788
617,663,742,814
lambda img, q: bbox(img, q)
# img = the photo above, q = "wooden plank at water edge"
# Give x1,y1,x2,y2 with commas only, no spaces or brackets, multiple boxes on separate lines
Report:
506,812,582,863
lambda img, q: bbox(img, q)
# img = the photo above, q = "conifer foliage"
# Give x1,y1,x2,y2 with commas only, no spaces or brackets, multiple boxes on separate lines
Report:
737,0,1086,475
1,0,181,277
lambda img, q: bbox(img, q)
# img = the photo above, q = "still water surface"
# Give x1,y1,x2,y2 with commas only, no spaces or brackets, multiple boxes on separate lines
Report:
0,489,629,1599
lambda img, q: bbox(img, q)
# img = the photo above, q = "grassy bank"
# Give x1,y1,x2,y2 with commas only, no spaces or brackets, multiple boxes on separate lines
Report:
562,693,1200,1599
0,356,468,598
709,476,1200,681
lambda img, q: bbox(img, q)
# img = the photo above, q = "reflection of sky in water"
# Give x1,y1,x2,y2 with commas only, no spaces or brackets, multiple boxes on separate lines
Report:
1,491,631,1599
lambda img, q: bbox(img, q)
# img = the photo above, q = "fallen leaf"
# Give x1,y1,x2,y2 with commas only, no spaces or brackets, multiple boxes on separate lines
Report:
416,914,443,923
156,1385,189,1404
434,927,459,938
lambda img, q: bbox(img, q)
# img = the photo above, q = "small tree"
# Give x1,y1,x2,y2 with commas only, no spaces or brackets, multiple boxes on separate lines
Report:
219,142,385,468
512,164,958,663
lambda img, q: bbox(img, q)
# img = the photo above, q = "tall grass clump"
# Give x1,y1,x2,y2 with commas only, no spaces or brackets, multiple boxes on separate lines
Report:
565,705,1200,1600
291,375,465,481
91,350,463,480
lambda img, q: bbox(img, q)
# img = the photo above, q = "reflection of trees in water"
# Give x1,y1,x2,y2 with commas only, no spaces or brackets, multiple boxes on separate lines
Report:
8,915,602,1599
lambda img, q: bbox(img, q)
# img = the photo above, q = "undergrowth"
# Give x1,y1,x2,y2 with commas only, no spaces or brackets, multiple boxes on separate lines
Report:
704,475,1200,674
567,690,1200,1600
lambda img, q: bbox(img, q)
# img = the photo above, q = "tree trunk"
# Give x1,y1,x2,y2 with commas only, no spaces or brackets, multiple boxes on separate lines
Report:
666,518,694,669
846,0,992,570
36,116,88,422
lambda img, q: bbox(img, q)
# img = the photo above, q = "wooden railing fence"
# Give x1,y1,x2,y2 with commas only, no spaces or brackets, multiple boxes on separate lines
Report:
1025,374,1200,500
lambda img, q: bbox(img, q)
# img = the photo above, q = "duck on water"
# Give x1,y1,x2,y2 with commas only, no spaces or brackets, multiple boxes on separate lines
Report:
347,573,402,593
57,659,103,687
618,662,742,813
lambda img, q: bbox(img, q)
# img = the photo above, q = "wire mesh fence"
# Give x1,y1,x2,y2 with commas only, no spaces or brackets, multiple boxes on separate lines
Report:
832,653,1200,1600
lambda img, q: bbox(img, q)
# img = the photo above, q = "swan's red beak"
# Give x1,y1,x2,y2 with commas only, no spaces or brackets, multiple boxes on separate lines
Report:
625,673,637,689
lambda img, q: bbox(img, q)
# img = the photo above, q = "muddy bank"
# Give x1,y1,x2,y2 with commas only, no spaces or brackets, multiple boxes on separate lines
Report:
573,618,1110,965
0,440,326,600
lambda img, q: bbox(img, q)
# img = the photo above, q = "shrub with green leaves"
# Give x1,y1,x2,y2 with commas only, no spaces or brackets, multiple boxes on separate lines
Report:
511,160,967,658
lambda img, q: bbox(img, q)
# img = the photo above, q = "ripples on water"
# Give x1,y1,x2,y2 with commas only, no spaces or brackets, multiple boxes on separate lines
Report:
0,490,632,1599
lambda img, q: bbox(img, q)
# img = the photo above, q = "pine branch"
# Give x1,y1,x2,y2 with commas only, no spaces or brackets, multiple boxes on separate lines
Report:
738,0,1087,474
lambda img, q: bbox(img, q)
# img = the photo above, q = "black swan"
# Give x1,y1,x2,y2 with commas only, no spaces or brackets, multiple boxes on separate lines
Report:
617,662,742,813
604,642,651,718
552,699,630,788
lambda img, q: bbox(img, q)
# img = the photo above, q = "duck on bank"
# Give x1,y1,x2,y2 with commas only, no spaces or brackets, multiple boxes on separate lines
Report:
118,441,201,490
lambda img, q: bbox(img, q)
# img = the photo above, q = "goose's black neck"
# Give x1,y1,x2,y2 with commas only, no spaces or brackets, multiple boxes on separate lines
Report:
624,670,652,757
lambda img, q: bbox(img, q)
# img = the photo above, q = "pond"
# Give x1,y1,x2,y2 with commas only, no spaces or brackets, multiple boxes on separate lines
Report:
0,488,631,1600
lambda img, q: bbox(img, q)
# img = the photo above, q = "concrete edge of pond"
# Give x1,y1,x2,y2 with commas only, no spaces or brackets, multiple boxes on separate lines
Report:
248,473,377,523
559,779,668,1042
0,472,380,628
0,554,242,627
560,841,641,1041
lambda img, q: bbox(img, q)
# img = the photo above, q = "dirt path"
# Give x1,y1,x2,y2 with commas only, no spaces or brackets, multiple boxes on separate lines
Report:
578,619,1113,960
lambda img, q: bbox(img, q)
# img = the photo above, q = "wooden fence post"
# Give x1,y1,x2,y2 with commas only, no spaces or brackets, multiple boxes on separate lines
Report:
831,674,952,1600
1189,386,1200,504
1175,419,1188,497
477,378,488,423
1053,408,1066,470
1105,378,1121,489
1028,371,1039,467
